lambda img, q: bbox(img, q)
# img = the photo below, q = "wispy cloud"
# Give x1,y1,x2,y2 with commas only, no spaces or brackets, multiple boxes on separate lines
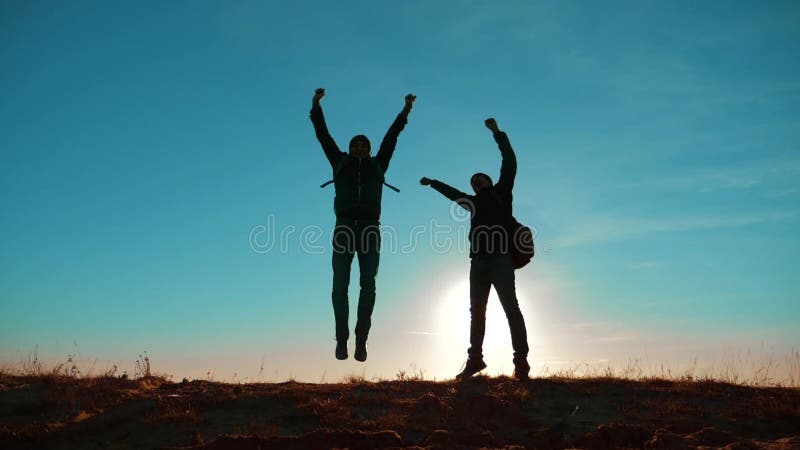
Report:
541,321,641,346
553,211,796,248
630,261,661,269
405,331,441,336
589,335,638,344
771,187,800,198
546,321,625,331
607,163,800,194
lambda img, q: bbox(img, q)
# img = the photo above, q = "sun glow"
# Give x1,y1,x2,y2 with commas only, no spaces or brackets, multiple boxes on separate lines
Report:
435,278,528,376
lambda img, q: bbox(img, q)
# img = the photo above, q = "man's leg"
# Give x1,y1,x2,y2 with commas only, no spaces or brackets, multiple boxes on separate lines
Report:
492,254,530,377
468,257,492,362
354,224,380,355
455,257,492,379
332,223,356,355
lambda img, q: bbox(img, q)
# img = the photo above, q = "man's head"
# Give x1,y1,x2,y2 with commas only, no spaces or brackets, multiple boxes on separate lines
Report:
349,135,371,159
470,172,493,193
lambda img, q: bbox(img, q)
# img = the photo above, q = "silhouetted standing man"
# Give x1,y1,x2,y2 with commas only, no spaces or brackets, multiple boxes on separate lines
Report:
310,88,415,362
420,118,530,380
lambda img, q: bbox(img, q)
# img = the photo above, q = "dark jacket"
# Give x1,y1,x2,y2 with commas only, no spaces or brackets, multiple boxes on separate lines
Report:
430,131,517,257
311,104,408,220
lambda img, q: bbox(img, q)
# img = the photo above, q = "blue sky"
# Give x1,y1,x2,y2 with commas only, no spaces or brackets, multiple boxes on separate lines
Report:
1,1,798,381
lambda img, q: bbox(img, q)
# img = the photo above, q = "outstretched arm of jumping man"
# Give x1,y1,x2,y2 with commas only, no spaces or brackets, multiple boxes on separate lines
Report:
486,118,517,192
309,88,343,167
420,177,474,212
375,93,416,172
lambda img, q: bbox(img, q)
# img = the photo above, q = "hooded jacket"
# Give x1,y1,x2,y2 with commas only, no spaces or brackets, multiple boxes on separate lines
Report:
311,103,408,220
430,131,517,257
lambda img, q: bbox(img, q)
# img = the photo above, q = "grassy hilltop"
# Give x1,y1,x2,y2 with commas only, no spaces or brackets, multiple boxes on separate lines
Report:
1,369,799,449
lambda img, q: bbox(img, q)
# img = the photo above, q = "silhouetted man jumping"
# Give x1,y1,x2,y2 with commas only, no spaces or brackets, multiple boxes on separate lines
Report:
420,118,530,380
310,88,415,362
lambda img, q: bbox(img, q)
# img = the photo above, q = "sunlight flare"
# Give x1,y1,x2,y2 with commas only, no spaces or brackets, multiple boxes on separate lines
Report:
436,278,529,375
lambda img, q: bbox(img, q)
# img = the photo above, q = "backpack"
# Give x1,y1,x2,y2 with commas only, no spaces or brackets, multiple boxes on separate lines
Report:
509,217,535,269
488,190,534,269
319,154,400,192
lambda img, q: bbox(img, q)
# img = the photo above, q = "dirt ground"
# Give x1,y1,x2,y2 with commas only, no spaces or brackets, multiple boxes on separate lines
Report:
1,373,798,449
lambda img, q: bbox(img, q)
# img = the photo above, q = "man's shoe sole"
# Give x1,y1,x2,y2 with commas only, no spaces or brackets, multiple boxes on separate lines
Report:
336,342,348,360
354,343,367,362
456,361,487,380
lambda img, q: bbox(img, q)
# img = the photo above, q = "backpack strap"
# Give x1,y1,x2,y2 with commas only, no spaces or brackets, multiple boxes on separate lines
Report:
371,158,400,193
319,155,400,193
320,154,350,188
383,181,400,193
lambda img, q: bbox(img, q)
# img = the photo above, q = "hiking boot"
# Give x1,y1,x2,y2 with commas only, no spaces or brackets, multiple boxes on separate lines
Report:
335,340,348,360
513,359,530,381
354,339,367,362
455,359,487,380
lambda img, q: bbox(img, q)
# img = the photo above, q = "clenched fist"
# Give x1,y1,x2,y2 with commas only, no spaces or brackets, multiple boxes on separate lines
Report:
312,88,325,105
484,118,499,133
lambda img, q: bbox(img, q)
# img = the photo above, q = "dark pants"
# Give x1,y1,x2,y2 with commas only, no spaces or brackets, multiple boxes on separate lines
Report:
468,254,529,362
331,219,381,342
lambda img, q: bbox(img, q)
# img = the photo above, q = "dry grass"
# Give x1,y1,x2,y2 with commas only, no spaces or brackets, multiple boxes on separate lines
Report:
145,400,205,424
3,346,798,390
298,394,352,425
6,348,172,385
533,348,800,388
395,363,426,382
1,360,798,450
234,416,280,438
357,409,408,430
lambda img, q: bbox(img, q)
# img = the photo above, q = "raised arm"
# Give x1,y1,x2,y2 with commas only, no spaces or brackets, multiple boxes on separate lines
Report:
375,93,416,172
420,177,474,212
485,118,517,192
309,88,344,167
